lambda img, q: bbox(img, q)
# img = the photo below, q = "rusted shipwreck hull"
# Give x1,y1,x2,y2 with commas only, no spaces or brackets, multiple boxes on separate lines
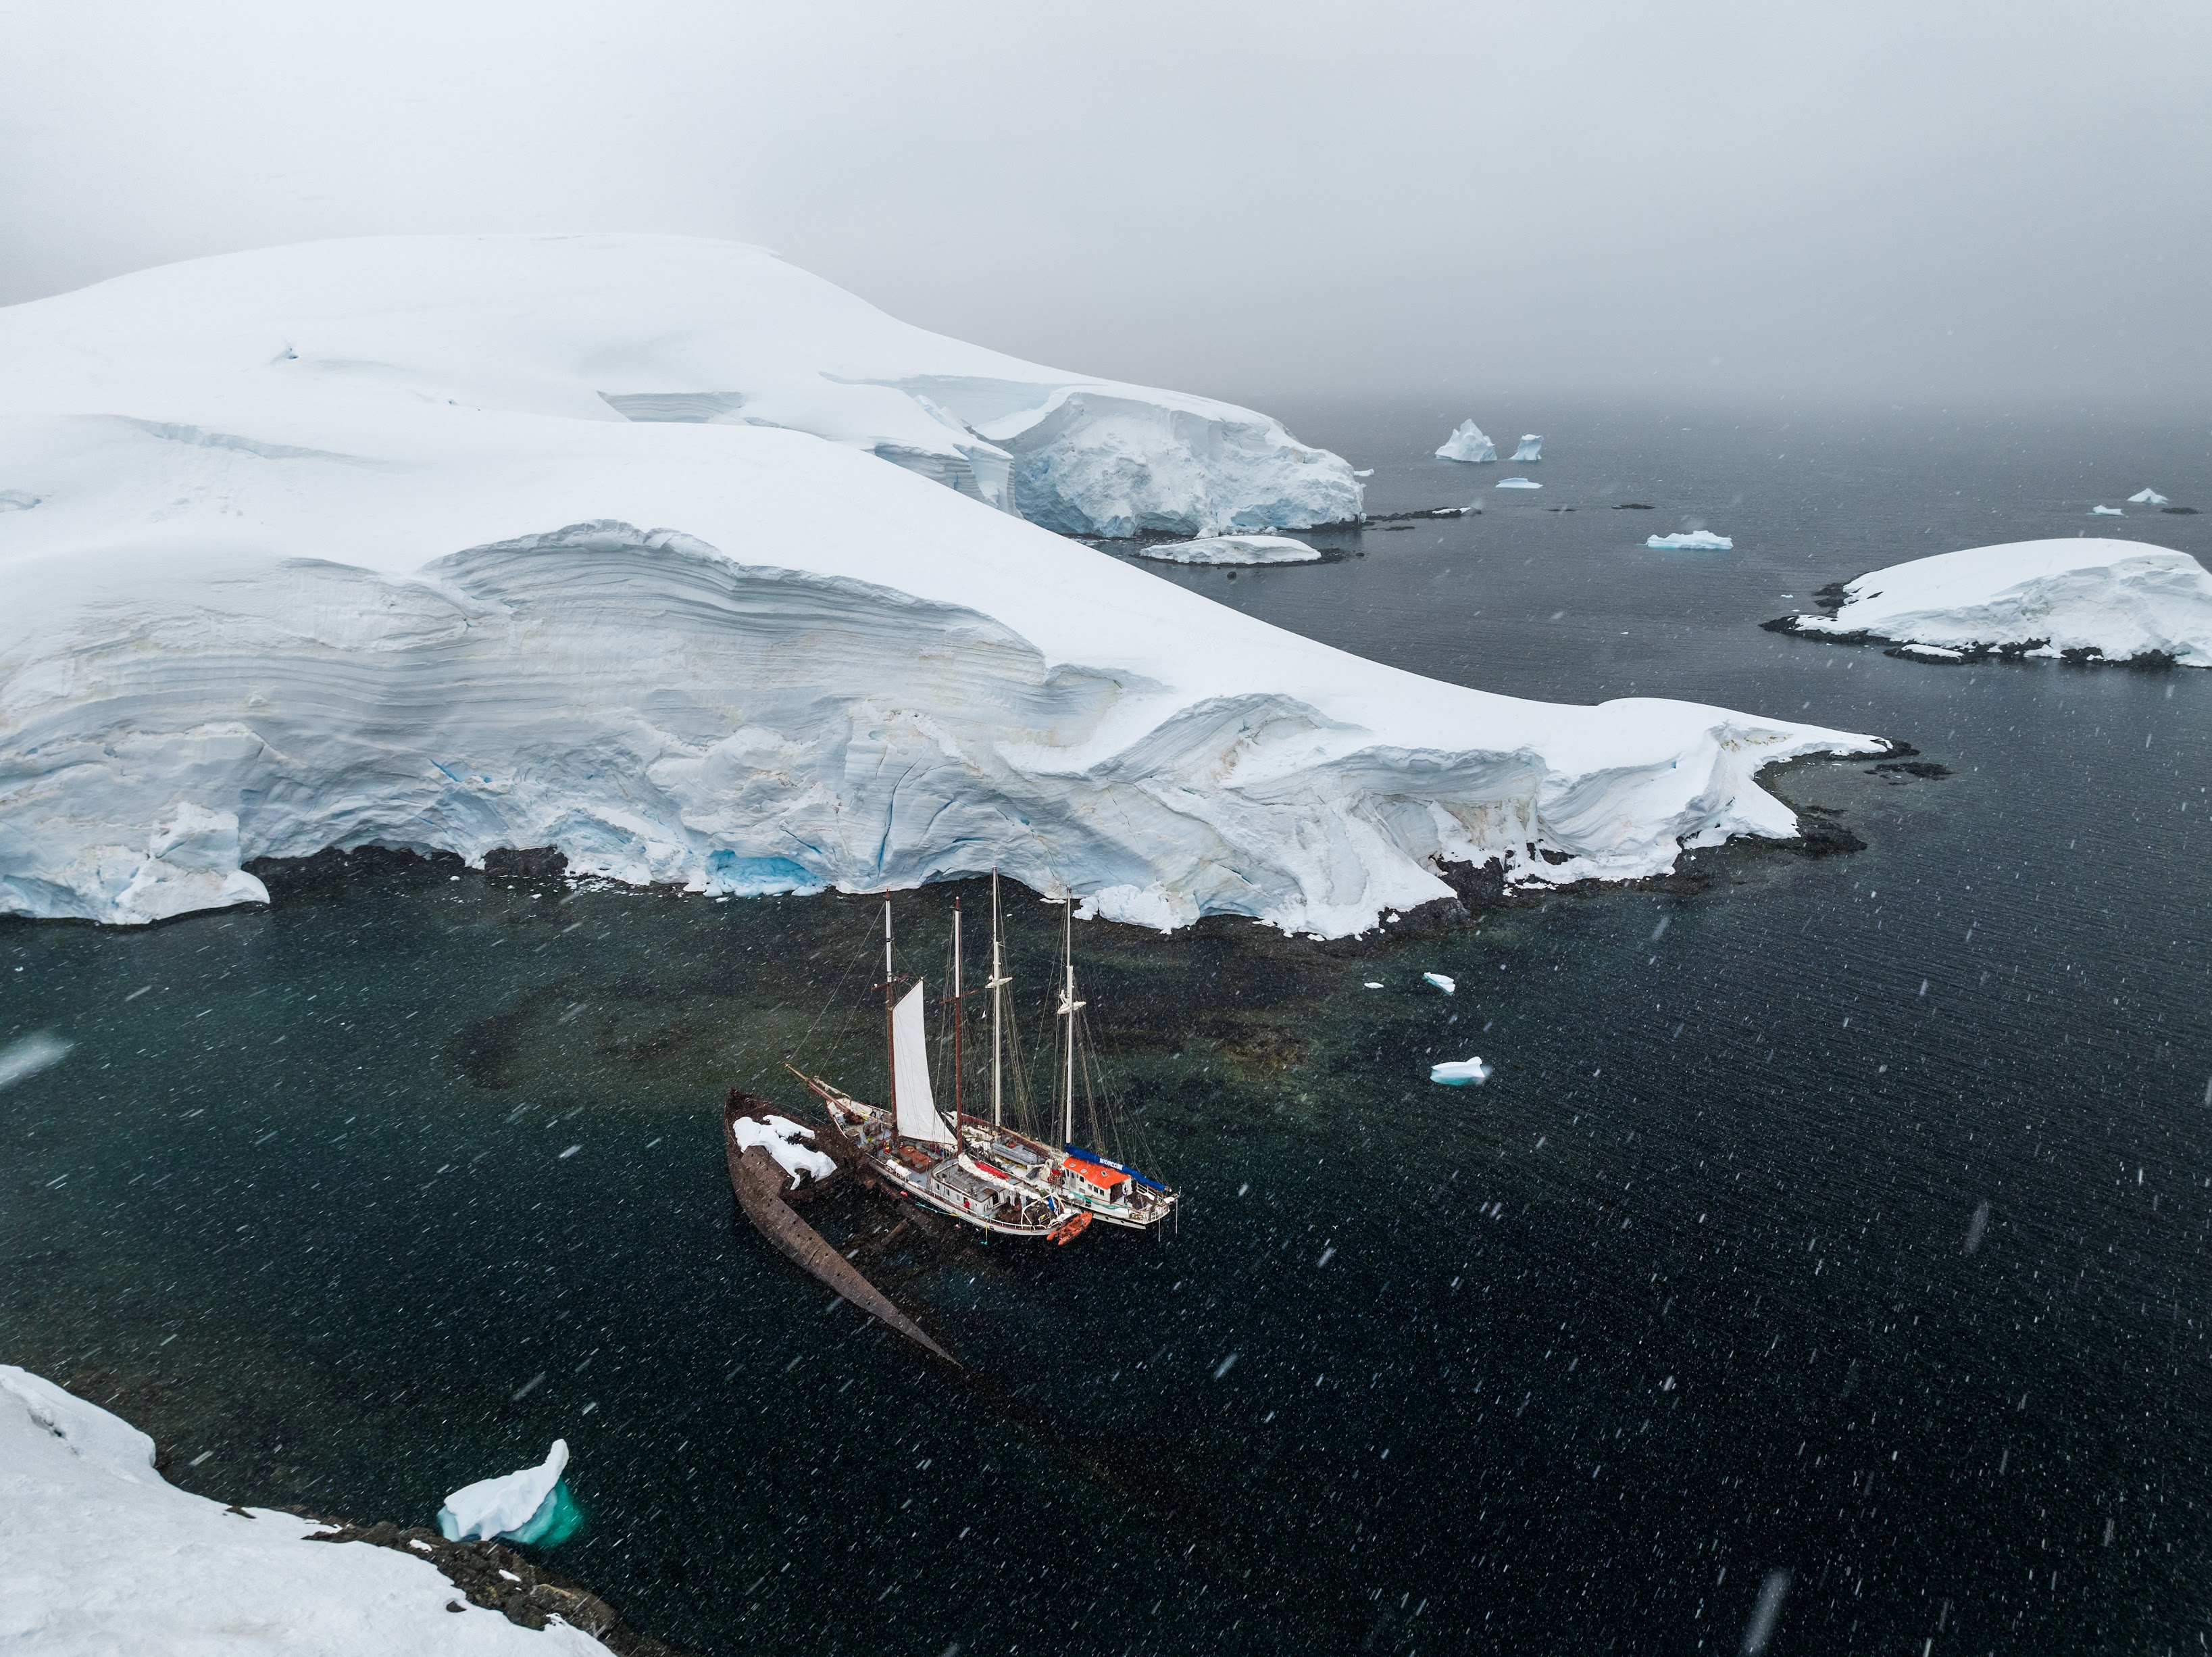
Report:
722,1091,957,1366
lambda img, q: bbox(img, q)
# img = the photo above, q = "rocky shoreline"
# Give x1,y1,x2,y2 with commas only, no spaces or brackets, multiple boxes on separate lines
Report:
296,1517,697,1656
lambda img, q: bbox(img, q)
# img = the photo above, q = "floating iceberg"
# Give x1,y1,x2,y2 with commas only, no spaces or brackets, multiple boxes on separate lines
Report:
732,1113,838,1188
1423,972,1457,994
1647,531,1733,551
0,235,1880,935
1495,477,1542,490
1436,420,1497,464
2090,505,2124,516
1131,534,1321,566
0,1366,602,1653
2128,489,2168,505
1430,1056,1493,1086
1768,539,2212,667
438,1441,577,1545
1513,435,1542,462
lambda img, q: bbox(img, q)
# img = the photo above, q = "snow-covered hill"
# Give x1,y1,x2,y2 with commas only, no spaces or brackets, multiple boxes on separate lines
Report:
0,234,1878,933
1770,539,2212,666
0,234,1358,540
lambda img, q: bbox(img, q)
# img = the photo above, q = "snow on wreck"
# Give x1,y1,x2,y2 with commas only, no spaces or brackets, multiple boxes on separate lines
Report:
0,234,1881,937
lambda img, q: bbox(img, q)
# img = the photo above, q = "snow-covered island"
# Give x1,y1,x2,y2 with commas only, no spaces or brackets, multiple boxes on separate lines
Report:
1130,534,1322,566
1435,420,1497,464
0,1366,610,1654
0,234,1882,935
1765,538,2212,668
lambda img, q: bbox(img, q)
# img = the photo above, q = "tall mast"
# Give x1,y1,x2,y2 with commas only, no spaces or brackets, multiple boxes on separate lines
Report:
988,872,1008,1129
951,898,963,1137
1057,898,1084,1148
883,897,896,1133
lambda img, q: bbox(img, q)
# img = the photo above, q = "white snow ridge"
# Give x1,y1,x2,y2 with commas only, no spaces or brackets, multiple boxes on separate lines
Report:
1771,539,2212,667
1436,420,1497,464
0,234,1879,935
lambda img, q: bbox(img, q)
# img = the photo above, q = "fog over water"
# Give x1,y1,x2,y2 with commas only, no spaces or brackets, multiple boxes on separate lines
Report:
3,1,2209,410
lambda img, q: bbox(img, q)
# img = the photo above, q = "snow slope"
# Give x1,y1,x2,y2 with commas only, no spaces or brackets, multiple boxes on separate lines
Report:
0,1366,604,1655
0,234,1357,541
1773,539,2212,666
0,234,1878,935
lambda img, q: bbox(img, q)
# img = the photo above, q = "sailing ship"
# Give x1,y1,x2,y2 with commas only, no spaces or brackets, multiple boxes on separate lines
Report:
788,876,1178,1243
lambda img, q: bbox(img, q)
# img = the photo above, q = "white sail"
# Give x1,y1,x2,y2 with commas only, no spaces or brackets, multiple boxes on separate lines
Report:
891,981,954,1145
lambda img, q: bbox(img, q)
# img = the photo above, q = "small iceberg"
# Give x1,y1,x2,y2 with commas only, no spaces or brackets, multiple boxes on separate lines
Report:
1363,981,1384,989
1494,477,1542,491
437,1440,582,1545
1436,420,1497,464
732,1113,837,1189
1132,534,1322,566
1647,531,1732,551
1430,1056,1493,1087
2090,505,2123,516
1512,435,1542,462
1353,468,1375,478
1422,971,1456,994
2128,489,2168,505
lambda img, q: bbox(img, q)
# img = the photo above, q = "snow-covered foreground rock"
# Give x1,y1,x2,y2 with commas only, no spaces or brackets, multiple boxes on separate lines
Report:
1131,534,1320,566
0,1366,605,1655
1768,539,2212,667
0,234,1359,540
0,235,1880,935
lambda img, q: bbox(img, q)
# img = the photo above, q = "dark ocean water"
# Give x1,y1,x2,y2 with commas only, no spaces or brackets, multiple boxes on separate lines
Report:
4,405,2210,1656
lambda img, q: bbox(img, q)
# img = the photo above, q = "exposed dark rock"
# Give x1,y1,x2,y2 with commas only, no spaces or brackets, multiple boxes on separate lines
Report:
248,844,463,901
483,845,569,880
2162,506,2199,514
300,1518,698,1656
1792,806,1867,857
1611,503,1655,510
1871,760,1952,779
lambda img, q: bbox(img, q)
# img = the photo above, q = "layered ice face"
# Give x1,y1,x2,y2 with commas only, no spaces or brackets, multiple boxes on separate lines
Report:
0,235,1878,935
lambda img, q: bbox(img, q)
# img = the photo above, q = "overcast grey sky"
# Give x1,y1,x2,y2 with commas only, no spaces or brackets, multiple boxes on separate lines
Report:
3,1,2206,410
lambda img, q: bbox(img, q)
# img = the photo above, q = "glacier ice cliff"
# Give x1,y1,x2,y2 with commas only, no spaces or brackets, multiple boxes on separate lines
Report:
1435,420,1497,464
0,234,1879,935
1769,539,2212,667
